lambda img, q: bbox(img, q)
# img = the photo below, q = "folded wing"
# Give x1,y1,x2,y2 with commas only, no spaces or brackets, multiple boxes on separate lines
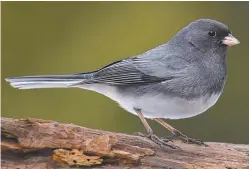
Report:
73,54,189,86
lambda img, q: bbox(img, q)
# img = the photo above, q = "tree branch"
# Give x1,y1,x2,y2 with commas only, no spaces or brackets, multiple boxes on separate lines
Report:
1,117,249,169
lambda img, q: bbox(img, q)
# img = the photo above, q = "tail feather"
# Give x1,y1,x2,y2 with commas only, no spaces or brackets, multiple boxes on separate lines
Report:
5,74,91,89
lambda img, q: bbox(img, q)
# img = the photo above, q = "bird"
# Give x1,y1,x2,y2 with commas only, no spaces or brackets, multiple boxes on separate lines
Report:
6,19,240,149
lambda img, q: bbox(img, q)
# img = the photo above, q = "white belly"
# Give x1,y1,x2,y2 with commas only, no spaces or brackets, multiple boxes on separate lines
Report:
80,84,221,119
123,93,220,119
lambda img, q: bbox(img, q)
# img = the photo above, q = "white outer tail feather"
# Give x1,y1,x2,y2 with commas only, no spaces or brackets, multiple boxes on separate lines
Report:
5,77,83,89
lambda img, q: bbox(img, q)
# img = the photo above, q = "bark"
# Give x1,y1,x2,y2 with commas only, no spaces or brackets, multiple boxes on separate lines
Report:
1,117,249,169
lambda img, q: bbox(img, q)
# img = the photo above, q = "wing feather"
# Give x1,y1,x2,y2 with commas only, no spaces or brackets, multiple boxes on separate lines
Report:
72,53,189,86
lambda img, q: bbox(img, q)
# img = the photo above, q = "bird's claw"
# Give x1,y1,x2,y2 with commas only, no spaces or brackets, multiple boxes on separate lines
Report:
165,133,208,146
133,132,180,149
148,134,180,149
178,134,207,146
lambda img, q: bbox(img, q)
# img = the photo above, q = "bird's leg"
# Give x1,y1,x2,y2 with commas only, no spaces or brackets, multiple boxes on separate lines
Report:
153,118,207,146
134,109,178,149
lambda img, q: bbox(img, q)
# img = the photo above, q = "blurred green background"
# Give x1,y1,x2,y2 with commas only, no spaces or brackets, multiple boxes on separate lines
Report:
2,2,249,144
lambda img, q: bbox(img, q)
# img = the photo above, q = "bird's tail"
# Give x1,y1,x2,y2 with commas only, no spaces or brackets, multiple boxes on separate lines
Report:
5,73,93,89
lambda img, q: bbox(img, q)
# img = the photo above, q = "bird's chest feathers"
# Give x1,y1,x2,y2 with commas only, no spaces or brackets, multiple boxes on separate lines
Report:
195,56,227,94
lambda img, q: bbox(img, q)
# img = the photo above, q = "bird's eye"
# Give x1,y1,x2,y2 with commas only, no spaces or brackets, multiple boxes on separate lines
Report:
208,31,216,37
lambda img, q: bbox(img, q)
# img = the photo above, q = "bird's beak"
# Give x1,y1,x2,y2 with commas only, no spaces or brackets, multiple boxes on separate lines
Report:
222,34,240,46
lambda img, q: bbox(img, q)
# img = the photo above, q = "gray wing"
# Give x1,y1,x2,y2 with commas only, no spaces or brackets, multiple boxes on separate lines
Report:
80,54,190,86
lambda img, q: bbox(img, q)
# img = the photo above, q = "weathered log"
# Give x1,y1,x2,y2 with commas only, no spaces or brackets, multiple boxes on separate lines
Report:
1,117,249,169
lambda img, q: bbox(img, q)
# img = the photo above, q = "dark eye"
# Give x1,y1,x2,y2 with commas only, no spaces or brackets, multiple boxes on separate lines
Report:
208,31,216,37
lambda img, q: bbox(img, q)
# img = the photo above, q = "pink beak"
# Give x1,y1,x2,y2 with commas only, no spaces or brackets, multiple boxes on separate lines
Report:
222,34,240,46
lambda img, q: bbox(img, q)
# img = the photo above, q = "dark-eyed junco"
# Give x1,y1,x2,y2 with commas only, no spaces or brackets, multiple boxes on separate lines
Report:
6,19,240,149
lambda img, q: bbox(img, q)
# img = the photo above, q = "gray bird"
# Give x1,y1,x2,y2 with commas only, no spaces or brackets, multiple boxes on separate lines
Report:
6,19,240,149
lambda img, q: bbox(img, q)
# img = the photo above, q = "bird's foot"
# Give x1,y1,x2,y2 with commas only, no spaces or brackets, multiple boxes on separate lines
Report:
133,132,179,149
165,131,207,146
149,134,180,149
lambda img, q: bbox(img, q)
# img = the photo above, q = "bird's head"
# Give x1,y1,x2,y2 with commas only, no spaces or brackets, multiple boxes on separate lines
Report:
183,19,240,51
